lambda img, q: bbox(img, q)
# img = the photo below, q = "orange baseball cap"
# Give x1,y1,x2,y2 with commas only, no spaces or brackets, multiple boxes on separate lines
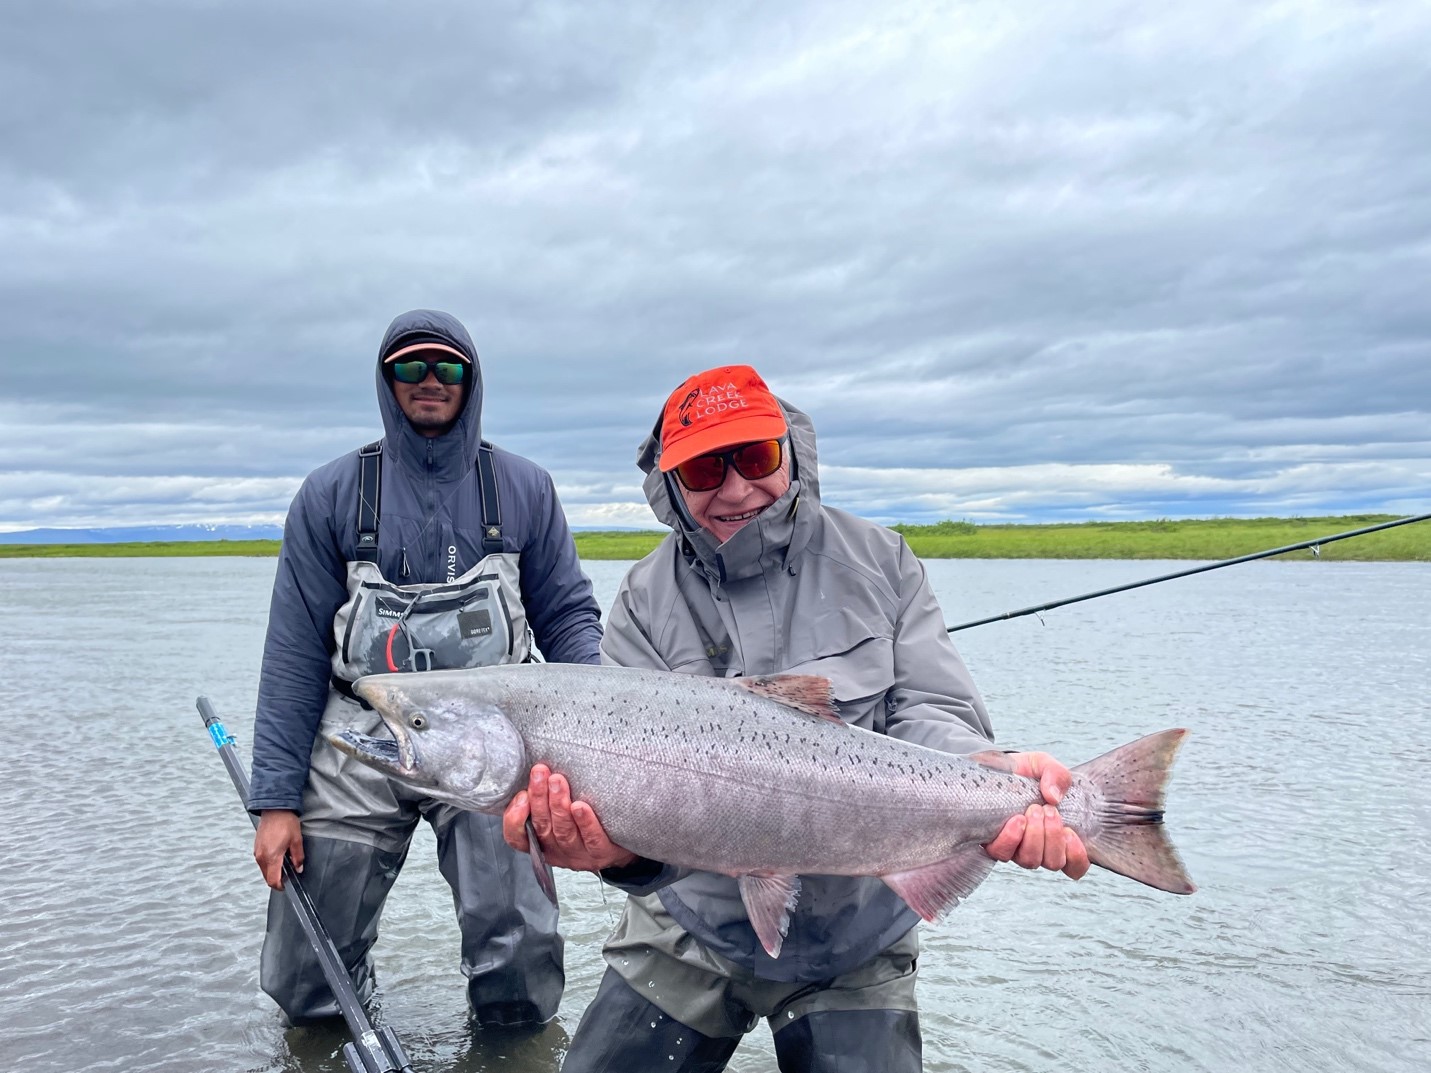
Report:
658,364,788,472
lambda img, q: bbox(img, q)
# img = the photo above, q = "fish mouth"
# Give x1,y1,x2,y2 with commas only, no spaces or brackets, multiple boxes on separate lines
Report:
327,721,420,780
332,676,422,779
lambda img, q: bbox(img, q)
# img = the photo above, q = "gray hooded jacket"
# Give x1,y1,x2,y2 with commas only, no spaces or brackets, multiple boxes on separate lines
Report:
600,397,994,982
249,309,603,812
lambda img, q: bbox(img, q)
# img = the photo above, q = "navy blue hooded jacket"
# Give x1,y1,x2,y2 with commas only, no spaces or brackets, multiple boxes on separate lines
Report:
248,309,603,812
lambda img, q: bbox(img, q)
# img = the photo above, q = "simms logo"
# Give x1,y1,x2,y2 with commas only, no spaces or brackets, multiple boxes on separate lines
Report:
375,598,408,619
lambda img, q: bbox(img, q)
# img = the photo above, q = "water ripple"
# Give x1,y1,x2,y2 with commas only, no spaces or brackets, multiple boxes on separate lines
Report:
3,558,1429,1072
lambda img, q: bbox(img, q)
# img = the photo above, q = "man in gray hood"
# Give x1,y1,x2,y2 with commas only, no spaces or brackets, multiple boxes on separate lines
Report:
505,364,1088,1070
248,309,602,1029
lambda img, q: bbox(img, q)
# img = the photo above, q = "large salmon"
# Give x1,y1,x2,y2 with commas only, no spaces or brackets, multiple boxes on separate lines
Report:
332,663,1194,957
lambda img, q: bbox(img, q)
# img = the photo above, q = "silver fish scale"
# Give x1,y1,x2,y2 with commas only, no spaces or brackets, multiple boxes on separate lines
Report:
473,663,1067,877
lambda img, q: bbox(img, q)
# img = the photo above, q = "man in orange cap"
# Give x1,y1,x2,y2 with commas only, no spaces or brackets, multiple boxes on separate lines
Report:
507,364,1086,1071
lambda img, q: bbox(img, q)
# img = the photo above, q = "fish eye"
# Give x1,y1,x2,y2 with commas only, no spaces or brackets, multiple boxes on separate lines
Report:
410,712,428,729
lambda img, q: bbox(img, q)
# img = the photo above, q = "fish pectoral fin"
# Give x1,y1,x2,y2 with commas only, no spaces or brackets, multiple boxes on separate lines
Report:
738,873,802,959
732,674,843,723
525,819,560,908
882,846,995,922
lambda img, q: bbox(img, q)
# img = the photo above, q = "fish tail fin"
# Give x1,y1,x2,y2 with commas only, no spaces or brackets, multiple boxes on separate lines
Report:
1073,728,1196,894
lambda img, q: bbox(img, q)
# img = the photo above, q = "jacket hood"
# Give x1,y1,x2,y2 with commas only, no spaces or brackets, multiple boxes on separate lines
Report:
375,309,485,478
636,394,821,582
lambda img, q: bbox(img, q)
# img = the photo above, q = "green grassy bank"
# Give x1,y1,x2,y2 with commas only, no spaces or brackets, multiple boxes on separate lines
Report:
1,514,1426,561
888,514,1428,561
0,539,285,559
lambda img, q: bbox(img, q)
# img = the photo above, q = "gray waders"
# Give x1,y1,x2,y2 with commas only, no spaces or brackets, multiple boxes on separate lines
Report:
261,440,563,1028
561,896,922,1071
259,803,563,1027
561,970,921,1073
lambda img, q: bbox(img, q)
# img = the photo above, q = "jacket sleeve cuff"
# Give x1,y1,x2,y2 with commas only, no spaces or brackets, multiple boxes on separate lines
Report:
245,795,304,815
598,857,679,894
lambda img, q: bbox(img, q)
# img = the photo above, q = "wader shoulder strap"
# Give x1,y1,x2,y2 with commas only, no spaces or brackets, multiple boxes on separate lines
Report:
355,440,383,563
477,440,503,555
353,440,503,559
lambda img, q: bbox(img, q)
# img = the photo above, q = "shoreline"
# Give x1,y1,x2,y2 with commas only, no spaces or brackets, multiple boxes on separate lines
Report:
1,514,1426,562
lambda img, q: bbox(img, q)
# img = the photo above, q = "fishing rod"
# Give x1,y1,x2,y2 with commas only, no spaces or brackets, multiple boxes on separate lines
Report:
946,511,1431,633
196,696,415,1073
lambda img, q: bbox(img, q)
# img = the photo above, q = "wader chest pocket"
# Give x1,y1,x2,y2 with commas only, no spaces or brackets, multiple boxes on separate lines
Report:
334,573,517,679
458,608,493,639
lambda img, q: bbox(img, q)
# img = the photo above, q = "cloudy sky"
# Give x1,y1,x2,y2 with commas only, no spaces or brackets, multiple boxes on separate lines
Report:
3,0,1428,532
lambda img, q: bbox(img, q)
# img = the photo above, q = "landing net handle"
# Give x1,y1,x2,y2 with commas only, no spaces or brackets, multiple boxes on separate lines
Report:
196,696,415,1073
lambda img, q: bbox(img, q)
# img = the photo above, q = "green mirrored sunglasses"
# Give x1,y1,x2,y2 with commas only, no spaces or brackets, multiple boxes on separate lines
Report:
387,359,467,385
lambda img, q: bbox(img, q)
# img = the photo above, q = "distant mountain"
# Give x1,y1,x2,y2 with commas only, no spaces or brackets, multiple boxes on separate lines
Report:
0,524,286,544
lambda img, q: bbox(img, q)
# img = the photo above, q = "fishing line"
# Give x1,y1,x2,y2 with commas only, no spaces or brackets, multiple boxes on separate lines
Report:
945,512,1431,633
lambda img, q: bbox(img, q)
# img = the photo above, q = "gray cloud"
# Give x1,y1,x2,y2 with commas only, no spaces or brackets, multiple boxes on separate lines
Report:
2,1,1428,531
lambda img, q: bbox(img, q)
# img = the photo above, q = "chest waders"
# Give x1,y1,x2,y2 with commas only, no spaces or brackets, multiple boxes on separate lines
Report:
330,441,532,684
259,440,564,1030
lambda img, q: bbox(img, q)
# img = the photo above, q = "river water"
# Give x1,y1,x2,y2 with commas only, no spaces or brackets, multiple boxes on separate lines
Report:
1,555,1427,1072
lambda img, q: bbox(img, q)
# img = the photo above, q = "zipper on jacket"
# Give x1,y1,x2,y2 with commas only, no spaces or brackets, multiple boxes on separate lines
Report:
424,439,438,572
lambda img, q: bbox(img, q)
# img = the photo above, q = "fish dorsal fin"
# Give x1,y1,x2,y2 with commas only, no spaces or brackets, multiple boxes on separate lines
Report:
881,845,995,922
738,872,802,958
732,674,843,723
